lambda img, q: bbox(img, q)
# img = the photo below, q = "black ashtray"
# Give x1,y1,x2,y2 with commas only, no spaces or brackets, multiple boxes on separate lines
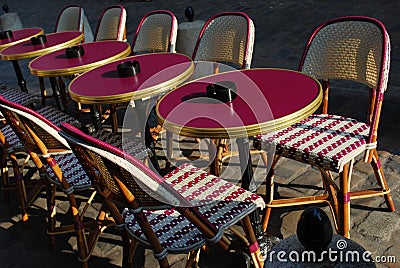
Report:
0,30,13,40
31,34,47,45
206,81,237,102
65,45,85,58
117,60,140,78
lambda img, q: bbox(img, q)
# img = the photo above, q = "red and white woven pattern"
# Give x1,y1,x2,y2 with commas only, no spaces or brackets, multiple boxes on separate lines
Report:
46,153,92,190
123,163,264,256
91,130,150,160
258,114,372,173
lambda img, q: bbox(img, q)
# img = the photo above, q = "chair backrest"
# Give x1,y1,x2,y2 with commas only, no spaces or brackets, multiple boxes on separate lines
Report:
0,97,69,154
298,16,391,144
131,10,178,54
192,12,255,69
54,4,84,32
59,122,189,207
94,5,127,41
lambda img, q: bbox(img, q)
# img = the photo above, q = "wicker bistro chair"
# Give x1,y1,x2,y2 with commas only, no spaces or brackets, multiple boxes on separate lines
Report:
0,96,150,268
94,5,127,42
181,12,255,174
132,10,178,54
59,122,266,268
0,101,80,221
254,16,395,238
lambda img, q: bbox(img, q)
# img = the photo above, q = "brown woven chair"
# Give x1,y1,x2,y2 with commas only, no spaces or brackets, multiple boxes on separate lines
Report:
0,96,149,268
254,16,395,238
0,102,79,221
60,122,266,268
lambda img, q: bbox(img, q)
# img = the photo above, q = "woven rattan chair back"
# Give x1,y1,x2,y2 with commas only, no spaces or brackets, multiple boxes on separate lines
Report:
0,98,69,154
192,12,255,69
54,4,84,33
131,10,178,54
60,122,188,207
94,5,127,41
299,16,390,145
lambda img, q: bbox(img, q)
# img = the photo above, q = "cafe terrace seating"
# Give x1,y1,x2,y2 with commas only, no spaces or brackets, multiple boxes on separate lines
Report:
59,122,266,268
254,16,395,238
0,96,150,267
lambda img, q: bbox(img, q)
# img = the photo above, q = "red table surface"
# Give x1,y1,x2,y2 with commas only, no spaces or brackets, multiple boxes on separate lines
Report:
0,27,43,46
69,53,193,101
29,41,130,72
1,31,82,56
157,68,321,130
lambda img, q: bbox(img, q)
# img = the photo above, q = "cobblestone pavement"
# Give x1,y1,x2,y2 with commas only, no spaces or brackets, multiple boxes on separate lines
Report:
0,1,399,267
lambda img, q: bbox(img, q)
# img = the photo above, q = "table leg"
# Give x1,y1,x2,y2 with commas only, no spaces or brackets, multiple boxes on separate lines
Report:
236,137,270,258
11,60,28,93
49,77,65,111
90,105,103,131
134,100,160,172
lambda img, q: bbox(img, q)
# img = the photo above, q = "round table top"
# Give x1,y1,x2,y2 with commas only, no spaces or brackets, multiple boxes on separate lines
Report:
0,31,84,60
0,27,43,52
29,40,131,77
156,68,322,139
69,52,194,105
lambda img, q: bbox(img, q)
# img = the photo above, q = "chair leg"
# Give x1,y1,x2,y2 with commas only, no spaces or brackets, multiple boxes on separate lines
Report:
370,149,395,212
338,163,351,238
0,148,10,202
241,215,264,268
9,151,29,222
261,169,274,232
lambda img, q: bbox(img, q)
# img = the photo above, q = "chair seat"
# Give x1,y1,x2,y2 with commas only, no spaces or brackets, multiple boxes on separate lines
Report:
46,153,92,190
0,88,40,106
123,163,264,256
36,105,81,128
91,129,150,160
0,125,24,150
258,114,372,173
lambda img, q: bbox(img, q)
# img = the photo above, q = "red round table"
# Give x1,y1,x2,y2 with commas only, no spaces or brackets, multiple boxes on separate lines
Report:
156,68,322,248
29,40,131,77
0,27,43,52
29,40,131,108
69,52,194,133
0,31,83,100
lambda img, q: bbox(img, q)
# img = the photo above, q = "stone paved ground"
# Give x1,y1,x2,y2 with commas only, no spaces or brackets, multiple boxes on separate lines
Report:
0,1,399,267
